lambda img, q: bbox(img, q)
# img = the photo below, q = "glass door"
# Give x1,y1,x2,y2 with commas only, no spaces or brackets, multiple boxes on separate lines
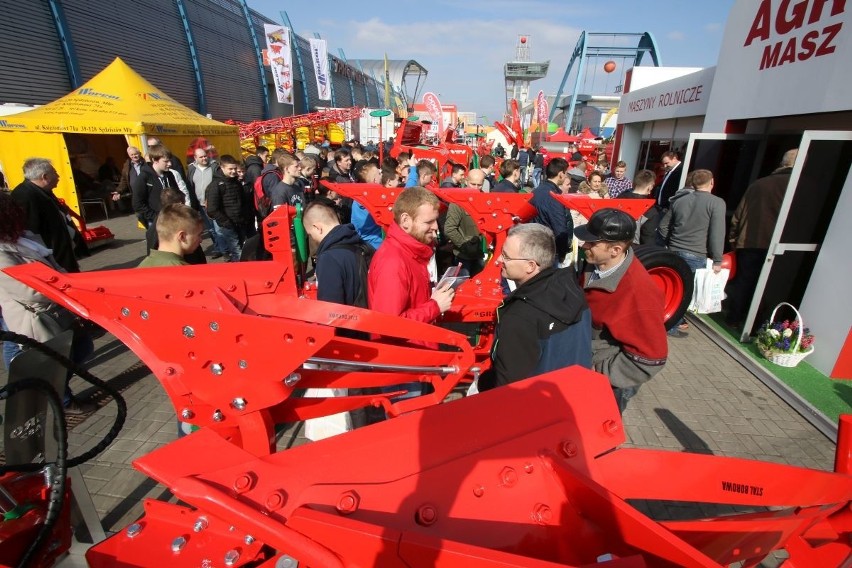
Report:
742,131,852,342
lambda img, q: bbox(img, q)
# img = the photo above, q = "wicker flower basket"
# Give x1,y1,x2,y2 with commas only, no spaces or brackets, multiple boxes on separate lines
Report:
757,302,814,368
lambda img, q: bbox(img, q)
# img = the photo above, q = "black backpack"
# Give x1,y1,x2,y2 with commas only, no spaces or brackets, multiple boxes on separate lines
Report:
327,241,375,308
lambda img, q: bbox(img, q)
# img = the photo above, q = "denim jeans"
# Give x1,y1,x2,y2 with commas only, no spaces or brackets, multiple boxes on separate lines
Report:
1,317,22,370
613,386,639,414
3,322,92,405
673,250,708,272
531,167,543,188
201,207,227,255
214,221,242,262
672,250,707,330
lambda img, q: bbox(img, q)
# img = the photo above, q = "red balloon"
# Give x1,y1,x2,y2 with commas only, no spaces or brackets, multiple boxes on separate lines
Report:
604,61,616,73
520,36,527,44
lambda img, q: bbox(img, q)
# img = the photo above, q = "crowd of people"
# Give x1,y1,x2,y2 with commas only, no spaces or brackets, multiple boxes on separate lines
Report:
0,137,794,418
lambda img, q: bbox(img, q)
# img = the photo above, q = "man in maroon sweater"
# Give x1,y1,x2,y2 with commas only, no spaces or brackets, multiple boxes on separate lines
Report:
575,209,668,413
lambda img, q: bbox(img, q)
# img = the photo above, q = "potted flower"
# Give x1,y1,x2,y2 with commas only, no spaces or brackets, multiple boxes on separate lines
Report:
755,303,815,368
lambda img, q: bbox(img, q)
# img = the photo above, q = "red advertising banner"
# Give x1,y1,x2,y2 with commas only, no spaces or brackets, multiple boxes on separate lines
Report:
422,92,444,133
536,90,548,129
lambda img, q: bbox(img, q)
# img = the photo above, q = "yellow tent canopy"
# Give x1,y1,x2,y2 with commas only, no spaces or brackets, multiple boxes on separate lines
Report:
5,57,237,136
0,57,239,213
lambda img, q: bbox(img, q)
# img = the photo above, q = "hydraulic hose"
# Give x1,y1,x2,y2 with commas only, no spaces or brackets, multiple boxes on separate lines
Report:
0,329,127,472
0,377,67,568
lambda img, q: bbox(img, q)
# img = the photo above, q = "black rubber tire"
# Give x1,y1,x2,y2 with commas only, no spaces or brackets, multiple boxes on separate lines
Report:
634,245,694,331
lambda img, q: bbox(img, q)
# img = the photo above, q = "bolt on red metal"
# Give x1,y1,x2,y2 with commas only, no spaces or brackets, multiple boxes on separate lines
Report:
500,467,518,488
416,505,438,526
532,504,552,524
560,441,578,458
233,473,255,494
265,490,286,511
336,491,360,515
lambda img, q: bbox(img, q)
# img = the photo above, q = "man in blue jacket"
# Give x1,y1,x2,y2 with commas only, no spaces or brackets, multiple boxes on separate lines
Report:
303,199,371,307
530,157,572,262
479,223,592,390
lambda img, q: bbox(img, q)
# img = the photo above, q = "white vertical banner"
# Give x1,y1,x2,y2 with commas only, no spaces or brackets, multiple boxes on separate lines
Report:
263,24,293,104
309,38,331,101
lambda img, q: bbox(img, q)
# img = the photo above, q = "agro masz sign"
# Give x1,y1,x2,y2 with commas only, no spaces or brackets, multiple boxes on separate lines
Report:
705,0,851,130
744,0,844,70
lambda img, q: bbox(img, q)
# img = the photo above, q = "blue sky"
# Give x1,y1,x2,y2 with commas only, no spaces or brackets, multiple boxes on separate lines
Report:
250,0,735,122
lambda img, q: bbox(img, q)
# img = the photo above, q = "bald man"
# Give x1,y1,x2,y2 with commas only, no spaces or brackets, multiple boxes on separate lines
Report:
444,169,486,274
303,200,371,307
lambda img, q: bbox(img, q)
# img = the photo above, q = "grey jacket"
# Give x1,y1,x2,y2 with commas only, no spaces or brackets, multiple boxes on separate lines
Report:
0,235,70,343
657,188,726,264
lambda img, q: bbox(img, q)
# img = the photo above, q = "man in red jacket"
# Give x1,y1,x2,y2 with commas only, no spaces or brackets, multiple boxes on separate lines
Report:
575,209,668,413
368,186,455,399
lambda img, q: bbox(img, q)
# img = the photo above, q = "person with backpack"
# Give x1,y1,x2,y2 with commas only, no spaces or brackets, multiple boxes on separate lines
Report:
253,148,287,224
302,199,372,307
270,153,304,208
303,199,382,428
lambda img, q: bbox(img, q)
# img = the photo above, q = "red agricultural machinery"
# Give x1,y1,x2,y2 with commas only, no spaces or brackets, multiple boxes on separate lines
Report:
1,192,851,567
390,119,473,179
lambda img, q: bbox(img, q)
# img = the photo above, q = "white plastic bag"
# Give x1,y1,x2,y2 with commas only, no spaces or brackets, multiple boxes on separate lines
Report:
689,259,730,314
303,388,353,441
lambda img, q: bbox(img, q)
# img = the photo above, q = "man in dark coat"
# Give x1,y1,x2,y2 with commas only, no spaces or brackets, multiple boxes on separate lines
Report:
303,200,370,306
147,136,186,182
530,157,572,262
205,155,250,262
479,223,591,391
491,159,522,193
303,199,382,427
725,149,798,327
114,146,145,210
11,157,84,273
132,144,178,228
243,145,268,191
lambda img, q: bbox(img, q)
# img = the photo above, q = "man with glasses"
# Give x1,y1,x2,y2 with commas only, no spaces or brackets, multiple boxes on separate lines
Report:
575,209,668,413
479,223,591,391
11,157,84,273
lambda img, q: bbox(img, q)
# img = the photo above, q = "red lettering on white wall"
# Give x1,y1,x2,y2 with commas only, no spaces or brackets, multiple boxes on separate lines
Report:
745,0,773,45
759,22,843,69
745,0,846,70
776,0,809,34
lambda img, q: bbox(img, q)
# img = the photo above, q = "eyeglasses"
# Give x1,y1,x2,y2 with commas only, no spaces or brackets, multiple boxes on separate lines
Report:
500,251,536,264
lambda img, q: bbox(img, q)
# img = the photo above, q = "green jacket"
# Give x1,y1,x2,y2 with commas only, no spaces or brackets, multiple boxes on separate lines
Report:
443,203,481,260
138,250,188,268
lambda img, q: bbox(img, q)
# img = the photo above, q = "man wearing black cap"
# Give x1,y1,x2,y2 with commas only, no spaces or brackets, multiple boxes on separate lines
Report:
575,208,668,413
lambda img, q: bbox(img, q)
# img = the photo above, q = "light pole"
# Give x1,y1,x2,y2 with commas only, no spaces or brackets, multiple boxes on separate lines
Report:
370,109,392,165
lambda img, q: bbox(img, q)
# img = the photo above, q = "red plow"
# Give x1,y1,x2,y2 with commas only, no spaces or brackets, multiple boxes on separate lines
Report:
1,199,851,566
